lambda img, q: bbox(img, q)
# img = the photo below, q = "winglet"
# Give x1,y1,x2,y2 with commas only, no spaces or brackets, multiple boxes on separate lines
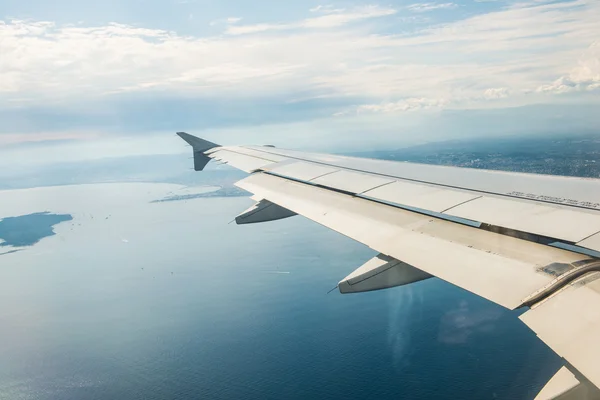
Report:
176,132,221,171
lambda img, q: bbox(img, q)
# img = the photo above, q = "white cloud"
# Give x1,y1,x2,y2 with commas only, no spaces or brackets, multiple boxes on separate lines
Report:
0,0,599,117
225,5,396,34
407,3,458,12
225,23,274,35
357,97,447,113
209,17,242,26
0,131,100,146
339,87,512,115
309,5,346,14
304,6,396,28
483,87,510,99
398,15,432,24
537,41,600,93
536,77,578,94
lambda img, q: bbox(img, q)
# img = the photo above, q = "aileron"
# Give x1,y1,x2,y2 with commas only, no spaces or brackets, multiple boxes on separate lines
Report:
446,196,600,243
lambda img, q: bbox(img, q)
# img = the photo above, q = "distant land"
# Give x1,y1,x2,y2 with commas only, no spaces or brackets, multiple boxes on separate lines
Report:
151,186,247,203
1,133,598,193
0,212,72,248
0,150,247,190
354,134,600,178
150,185,247,203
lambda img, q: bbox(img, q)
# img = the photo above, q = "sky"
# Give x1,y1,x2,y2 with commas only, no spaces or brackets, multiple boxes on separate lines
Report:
1,0,599,164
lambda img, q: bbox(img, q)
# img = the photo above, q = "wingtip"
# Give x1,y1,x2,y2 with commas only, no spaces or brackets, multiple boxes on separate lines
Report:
175,132,220,151
175,131,195,145
175,131,220,171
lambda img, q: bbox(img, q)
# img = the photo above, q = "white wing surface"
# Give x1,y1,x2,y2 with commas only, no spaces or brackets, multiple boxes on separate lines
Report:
177,132,600,400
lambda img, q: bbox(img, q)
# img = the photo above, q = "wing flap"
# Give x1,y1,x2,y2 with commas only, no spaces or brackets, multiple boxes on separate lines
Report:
445,197,600,243
577,233,600,253
521,275,600,391
534,367,583,400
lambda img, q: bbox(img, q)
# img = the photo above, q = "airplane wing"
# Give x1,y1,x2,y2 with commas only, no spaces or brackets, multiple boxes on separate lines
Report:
177,132,600,400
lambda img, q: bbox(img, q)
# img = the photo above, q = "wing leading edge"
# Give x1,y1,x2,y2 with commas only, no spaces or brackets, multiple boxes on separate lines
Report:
177,132,600,400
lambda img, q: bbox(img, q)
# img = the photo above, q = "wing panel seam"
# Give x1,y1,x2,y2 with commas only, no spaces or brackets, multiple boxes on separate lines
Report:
213,148,281,163
359,180,395,195
245,147,600,213
307,170,339,181
440,196,483,213
576,230,600,245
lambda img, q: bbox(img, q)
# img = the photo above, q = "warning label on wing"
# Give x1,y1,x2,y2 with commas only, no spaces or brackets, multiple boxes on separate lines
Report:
507,191,600,210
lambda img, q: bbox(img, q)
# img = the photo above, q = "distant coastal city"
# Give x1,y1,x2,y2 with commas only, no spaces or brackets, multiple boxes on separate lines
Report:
358,134,600,178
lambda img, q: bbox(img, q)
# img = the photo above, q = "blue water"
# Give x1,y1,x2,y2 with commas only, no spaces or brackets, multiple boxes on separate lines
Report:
0,184,561,399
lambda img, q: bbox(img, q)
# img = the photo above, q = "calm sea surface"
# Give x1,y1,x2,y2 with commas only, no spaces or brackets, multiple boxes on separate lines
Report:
0,183,561,400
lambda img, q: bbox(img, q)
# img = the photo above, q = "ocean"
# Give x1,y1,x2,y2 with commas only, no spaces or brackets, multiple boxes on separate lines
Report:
0,183,561,400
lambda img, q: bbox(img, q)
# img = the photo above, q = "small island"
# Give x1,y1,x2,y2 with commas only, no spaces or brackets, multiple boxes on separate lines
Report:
151,185,248,203
0,212,73,248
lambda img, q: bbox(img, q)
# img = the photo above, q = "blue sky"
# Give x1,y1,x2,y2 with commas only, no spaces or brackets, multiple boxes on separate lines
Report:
0,0,599,164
